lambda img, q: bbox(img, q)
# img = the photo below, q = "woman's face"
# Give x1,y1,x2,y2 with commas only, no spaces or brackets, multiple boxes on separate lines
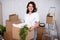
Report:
28,4,34,12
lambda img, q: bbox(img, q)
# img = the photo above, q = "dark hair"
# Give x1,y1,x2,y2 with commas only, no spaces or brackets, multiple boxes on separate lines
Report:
26,1,37,14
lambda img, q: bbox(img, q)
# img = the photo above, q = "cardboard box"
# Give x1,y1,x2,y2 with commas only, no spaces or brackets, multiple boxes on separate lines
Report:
4,32,12,40
46,16,53,24
5,14,34,40
9,14,19,21
6,20,20,33
6,20,13,40
4,32,9,40
6,20,20,32
37,27,45,40
12,27,34,40
5,14,21,40
6,20,20,40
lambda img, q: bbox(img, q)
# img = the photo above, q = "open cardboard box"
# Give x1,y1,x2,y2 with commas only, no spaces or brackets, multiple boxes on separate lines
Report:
5,14,34,40
12,26,34,40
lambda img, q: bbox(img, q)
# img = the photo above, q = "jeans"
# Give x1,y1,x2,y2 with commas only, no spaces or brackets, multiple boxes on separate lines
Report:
33,29,37,40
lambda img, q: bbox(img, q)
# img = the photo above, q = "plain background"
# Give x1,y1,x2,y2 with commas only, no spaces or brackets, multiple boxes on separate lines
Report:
0,0,60,39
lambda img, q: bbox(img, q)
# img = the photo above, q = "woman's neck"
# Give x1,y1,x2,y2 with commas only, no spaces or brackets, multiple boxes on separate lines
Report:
29,12,32,15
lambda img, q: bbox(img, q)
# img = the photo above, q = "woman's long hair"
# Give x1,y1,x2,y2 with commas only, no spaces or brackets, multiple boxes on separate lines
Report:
26,1,37,14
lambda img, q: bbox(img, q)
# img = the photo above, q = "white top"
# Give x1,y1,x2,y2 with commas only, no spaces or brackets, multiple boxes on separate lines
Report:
24,12,39,27
12,12,39,28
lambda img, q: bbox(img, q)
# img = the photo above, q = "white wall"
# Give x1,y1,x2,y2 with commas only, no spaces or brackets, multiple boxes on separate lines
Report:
1,0,59,26
55,0,60,39
1,0,60,39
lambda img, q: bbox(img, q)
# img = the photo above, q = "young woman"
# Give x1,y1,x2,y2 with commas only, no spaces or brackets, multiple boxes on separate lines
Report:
13,1,40,40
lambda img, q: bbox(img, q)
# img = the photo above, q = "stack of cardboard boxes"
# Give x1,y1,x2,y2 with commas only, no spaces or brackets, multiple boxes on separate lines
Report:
4,14,34,40
4,14,20,40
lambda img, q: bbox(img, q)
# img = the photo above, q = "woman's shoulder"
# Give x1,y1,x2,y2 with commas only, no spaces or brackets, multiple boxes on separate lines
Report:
33,12,39,15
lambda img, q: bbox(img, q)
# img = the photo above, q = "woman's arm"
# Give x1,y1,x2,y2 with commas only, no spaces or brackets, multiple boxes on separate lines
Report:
30,13,40,31
34,21,40,28
30,21,40,31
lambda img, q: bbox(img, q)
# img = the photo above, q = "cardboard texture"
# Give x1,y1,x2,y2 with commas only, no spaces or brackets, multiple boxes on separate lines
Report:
9,14,19,21
6,20,20,34
4,32,12,40
4,32,9,40
37,27,45,40
4,14,20,40
12,27,34,40
5,14,34,40
46,16,53,24
6,20,20,40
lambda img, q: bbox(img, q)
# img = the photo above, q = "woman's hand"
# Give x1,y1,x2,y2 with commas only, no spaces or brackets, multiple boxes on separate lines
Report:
35,21,40,28
30,26,34,31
